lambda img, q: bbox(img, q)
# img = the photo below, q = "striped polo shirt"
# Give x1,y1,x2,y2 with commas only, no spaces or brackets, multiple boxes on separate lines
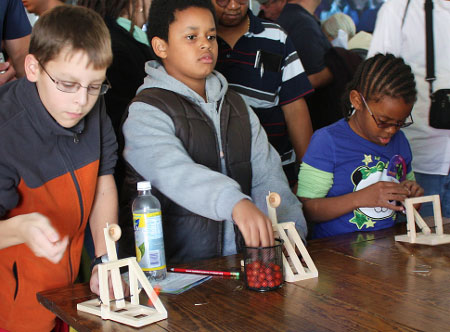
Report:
216,10,313,160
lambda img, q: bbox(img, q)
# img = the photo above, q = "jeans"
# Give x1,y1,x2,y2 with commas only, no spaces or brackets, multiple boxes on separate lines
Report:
414,172,450,218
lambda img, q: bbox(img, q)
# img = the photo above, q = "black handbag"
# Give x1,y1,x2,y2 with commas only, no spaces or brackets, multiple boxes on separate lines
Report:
425,0,450,129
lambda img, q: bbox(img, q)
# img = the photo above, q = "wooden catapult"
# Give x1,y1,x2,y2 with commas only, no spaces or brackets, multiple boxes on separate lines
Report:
266,192,318,282
77,224,167,328
395,195,450,246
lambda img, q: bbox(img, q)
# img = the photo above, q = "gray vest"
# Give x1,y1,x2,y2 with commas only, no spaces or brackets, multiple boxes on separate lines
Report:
119,88,252,263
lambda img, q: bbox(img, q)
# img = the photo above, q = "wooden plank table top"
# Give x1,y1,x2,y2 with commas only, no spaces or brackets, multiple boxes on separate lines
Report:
37,219,450,332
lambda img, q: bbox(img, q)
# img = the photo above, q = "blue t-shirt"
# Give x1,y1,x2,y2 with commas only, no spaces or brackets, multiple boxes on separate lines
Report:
302,119,413,238
0,0,31,43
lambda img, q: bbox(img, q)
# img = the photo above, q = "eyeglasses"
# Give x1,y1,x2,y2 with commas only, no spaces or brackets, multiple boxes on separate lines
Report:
216,0,248,8
38,60,111,96
359,93,414,129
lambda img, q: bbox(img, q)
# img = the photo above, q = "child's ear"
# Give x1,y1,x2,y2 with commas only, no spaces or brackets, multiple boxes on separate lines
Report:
349,90,362,110
152,37,168,59
24,54,40,82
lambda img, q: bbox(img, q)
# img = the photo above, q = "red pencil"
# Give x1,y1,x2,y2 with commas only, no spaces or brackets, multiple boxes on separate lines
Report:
169,268,240,277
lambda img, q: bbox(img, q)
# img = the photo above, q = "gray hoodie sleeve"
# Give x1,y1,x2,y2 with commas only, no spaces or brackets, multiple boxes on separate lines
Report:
246,105,308,241
123,101,250,222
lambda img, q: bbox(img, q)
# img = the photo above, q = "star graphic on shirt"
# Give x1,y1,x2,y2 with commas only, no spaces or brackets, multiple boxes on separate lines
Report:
362,154,372,166
365,219,376,228
349,210,377,229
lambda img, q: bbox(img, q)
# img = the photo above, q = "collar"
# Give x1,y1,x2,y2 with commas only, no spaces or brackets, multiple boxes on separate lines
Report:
18,78,85,137
116,17,150,46
246,10,265,36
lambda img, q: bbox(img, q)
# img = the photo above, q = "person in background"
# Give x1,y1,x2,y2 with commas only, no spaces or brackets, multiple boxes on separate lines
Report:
77,0,153,187
368,0,450,218
0,0,31,86
322,12,356,48
78,0,154,261
21,0,64,16
259,0,332,90
0,6,118,331
121,0,308,263
347,29,372,59
319,0,359,27
259,0,340,130
297,54,424,239
212,0,313,187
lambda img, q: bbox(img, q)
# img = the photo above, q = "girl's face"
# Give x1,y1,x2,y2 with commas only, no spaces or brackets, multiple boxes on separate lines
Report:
348,90,414,146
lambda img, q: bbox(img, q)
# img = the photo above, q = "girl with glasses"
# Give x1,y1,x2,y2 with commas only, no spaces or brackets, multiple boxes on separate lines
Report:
297,53,424,239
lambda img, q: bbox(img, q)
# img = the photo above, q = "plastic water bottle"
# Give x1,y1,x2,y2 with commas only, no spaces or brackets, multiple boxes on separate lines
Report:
132,181,167,281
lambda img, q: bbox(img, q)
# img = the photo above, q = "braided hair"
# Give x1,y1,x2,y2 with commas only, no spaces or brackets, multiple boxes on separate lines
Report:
342,53,417,120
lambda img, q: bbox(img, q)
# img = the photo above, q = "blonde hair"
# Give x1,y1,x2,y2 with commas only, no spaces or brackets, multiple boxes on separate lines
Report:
322,13,356,41
29,5,112,69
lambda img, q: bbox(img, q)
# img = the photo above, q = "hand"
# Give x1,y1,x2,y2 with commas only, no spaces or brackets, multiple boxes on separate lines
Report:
401,180,424,211
18,213,68,264
401,180,424,198
90,265,130,299
232,199,274,248
358,181,411,212
0,61,17,86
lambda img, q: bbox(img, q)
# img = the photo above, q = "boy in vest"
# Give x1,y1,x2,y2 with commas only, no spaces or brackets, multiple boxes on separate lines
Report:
121,0,307,263
0,6,118,331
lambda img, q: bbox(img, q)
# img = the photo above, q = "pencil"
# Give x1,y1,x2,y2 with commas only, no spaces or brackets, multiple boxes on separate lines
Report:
169,268,240,277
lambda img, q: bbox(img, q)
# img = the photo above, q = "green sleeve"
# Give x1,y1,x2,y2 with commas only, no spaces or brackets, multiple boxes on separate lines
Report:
406,170,416,181
297,162,334,198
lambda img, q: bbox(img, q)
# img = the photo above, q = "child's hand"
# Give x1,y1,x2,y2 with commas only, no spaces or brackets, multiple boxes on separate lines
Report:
90,265,130,299
401,180,424,198
18,212,68,264
232,199,275,248
358,181,411,211
401,180,424,211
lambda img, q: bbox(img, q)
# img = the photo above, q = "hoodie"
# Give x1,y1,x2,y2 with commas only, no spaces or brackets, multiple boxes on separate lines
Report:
122,60,307,256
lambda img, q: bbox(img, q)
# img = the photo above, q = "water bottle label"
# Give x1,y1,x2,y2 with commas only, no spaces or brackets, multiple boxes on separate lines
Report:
134,211,161,230
133,212,166,271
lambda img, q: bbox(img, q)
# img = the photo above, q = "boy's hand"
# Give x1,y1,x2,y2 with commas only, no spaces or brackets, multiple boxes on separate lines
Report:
18,212,68,264
0,61,16,86
358,181,411,212
90,266,130,299
232,199,275,248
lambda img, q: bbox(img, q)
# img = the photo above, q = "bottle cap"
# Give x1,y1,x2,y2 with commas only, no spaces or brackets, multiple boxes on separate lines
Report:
137,181,151,191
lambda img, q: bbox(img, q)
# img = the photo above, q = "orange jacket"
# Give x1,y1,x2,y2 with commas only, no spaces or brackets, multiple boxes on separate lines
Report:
0,79,117,332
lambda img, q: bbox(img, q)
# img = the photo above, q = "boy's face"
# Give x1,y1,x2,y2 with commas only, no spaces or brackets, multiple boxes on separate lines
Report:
25,49,107,128
153,7,218,89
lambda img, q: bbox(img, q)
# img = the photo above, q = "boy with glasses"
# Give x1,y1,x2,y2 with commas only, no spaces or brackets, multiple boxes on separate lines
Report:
0,6,118,331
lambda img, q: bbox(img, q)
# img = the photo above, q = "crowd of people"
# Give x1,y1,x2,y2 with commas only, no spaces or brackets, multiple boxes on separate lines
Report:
0,0,449,331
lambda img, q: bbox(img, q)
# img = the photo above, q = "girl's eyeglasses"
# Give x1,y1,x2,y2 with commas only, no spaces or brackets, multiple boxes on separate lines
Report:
216,0,248,8
359,93,414,129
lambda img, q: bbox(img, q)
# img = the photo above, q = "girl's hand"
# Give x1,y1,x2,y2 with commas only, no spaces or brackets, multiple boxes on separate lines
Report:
358,181,410,211
401,180,424,198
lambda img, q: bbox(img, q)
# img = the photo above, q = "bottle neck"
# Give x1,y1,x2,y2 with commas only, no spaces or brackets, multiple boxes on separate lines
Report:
138,189,152,196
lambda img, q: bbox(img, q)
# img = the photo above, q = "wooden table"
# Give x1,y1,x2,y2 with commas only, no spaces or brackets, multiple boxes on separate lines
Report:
38,220,450,332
